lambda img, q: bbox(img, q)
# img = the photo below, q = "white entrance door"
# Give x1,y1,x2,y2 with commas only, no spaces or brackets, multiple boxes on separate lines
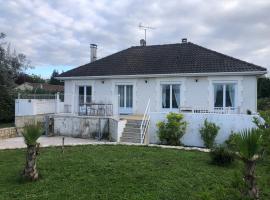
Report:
118,85,133,114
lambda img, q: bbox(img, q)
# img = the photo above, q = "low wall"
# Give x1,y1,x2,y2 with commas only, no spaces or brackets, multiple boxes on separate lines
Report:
15,114,48,128
54,115,111,139
149,112,258,147
0,127,17,139
109,118,127,142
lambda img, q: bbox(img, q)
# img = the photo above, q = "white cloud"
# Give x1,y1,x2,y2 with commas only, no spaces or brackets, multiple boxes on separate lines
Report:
0,0,269,73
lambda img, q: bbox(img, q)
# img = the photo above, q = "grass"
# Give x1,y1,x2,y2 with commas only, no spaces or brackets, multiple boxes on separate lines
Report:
0,122,14,128
0,145,269,200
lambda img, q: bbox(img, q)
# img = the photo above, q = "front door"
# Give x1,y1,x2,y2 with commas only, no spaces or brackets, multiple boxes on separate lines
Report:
118,85,133,114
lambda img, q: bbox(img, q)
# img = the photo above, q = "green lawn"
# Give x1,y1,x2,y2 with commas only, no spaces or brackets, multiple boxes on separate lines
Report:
0,145,269,200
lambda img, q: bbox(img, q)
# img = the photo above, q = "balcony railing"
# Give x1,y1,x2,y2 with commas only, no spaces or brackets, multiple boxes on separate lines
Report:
179,106,240,114
78,103,113,116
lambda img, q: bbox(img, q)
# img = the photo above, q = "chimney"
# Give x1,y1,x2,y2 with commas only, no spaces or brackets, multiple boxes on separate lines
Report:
90,44,97,62
140,39,146,46
182,38,187,43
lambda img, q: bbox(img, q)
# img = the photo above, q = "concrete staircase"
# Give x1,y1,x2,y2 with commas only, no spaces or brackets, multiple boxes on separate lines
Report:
120,119,142,143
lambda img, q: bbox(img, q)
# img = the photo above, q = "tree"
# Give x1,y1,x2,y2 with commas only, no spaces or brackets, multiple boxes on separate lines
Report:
49,69,63,85
0,33,29,122
235,128,263,199
15,73,45,85
257,77,270,99
22,123,43,181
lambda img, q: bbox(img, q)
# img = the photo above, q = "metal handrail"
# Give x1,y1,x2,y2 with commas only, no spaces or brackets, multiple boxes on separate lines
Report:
140,99,151,144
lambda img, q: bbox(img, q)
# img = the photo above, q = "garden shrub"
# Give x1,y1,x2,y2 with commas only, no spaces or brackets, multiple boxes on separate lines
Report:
253,111,270,157
157,112,187,146
210,145,235,166
225,132,240,152
199,119,220,148
257,98,270,111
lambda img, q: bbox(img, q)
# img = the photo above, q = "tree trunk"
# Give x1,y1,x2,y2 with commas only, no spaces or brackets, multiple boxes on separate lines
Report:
244,160,259,199
22,144,39,181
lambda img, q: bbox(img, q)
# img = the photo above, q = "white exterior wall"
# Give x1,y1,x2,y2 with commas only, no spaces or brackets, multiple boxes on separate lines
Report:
242,76,257,113
149,112,258,147
63,75,258,115
184,77,208,108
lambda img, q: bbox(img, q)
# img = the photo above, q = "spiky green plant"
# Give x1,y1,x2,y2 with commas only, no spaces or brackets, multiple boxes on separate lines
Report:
235,128,263,200
22,123,43,181
22,123,43,146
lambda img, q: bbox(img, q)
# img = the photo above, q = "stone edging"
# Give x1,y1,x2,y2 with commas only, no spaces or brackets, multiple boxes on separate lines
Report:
40,141,210,153
0,127,17,139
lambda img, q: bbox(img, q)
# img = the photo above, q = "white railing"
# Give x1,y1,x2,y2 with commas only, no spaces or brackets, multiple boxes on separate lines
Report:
140,99,151,144
179,106,240,114
18,93,57,99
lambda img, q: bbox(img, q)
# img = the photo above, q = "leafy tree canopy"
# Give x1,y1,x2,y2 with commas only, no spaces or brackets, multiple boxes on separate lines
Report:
0,33,30,122
258,77,270,99
49,69,63,85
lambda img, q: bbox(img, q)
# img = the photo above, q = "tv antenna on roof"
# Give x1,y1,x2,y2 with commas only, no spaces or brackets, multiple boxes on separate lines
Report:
138,23,155,43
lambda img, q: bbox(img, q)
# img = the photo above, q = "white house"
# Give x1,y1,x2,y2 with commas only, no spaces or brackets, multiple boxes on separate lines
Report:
16,39,267,146
58,40,266,116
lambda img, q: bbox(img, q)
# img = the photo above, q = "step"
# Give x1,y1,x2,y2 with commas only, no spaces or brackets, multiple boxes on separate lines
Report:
123,127,141,133
122,132,141,138
125,125,141,130
120,137,141,143
126,119,142,123
126,120,142,126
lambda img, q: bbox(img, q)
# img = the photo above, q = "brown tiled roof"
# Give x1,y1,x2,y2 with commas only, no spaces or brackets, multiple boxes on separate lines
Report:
59,42,267,77
30,83,64,92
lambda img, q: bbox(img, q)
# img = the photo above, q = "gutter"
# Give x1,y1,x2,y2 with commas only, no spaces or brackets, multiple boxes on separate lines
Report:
56,71,267,80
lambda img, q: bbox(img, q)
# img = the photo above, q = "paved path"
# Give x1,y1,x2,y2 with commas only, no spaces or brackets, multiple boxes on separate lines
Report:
0,136,115,150
0,136,209,152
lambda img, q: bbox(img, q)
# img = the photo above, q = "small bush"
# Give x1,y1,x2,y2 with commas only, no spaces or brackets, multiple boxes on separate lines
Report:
200,119,220,148
157,112,187,146
253,111,270,158
210,145,235,166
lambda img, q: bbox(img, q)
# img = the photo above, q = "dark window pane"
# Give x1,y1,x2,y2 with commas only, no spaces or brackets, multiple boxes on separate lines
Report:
172,84,180,108
86,86,92,103
214,84,223,107
126,85,133,108
162,85,170,108
79,86,84,104
226,84,235,107
118,85,124,107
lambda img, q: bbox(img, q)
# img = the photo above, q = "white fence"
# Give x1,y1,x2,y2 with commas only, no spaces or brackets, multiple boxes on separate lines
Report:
15,99,58,116
148,112,259,147
15,93,115,116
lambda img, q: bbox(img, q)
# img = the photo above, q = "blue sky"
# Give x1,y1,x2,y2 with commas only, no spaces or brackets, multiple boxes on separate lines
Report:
0,0,269,78
26,65,73,78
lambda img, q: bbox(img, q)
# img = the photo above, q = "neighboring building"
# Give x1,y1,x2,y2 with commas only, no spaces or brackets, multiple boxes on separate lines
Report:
16,82,64,93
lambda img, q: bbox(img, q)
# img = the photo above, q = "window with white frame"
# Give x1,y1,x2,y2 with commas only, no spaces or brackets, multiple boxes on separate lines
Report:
213,83,236,108
79,86,92,104
161,84,180,109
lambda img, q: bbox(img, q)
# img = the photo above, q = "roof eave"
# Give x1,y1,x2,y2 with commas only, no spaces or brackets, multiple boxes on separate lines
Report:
56,71,267,80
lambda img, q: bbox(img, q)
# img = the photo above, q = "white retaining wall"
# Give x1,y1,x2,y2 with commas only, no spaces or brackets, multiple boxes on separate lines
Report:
15,99,57,116
109,118,127,142
149,112,259,147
